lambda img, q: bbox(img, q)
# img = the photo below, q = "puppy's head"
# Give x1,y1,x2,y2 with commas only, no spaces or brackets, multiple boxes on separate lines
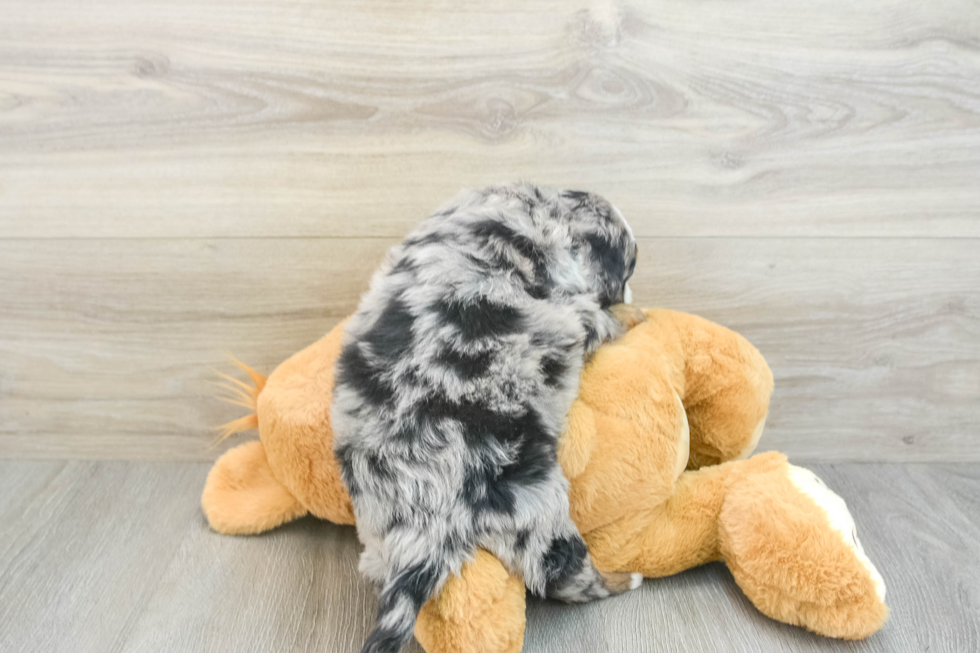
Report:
560,190,638,308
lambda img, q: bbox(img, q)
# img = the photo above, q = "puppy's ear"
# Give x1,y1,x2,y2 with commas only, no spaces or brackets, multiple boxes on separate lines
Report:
625,242,638,281
583,230,631,307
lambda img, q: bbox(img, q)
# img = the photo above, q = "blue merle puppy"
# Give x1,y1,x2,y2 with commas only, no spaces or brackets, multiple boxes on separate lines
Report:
332,182,645,653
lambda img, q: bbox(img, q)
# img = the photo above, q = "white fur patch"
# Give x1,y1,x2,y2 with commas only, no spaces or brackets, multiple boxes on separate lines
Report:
629,572,643,590
787,465,886,602
623,282,633,305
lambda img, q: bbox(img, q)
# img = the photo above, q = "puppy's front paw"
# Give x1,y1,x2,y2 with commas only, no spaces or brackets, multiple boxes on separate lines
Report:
609,303,647,330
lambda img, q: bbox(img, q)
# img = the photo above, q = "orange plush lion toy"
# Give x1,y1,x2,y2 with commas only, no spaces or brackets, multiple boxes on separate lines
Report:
202,309,887,652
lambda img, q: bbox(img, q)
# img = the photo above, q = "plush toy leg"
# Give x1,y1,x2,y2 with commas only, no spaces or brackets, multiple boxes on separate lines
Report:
202,440,308,535
720,460,888,639
415,550,526,653
584,453,786,577
584,452,888,640
641,310,774,468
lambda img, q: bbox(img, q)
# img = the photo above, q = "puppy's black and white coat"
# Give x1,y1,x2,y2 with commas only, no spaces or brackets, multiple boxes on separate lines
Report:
332,183,641,653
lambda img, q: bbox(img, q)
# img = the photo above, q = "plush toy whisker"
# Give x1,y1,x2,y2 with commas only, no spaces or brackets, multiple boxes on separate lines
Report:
224,354,268,392
213,413,260,444
211,381,255,405
210,357,267,444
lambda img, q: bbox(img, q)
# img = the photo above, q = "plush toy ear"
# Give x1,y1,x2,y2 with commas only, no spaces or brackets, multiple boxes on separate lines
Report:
202,440,308,535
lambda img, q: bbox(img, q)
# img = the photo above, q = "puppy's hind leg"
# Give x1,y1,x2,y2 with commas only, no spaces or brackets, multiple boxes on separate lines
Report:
541,530,642,603
508,470,641,603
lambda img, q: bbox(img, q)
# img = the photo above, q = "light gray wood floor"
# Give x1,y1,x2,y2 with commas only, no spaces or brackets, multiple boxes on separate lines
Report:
1,460,977,653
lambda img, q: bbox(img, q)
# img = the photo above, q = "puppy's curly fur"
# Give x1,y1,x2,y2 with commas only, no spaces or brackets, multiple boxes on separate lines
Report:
331,183,641,653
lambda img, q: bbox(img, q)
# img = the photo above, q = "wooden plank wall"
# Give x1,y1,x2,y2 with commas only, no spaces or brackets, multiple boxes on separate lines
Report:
1,0,978,462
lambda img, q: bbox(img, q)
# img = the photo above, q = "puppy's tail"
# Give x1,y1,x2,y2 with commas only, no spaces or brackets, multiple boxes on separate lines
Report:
361,558,448,653
212,355,267,443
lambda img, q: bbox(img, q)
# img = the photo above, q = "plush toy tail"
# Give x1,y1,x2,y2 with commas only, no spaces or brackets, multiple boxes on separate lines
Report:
213,355,267,443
